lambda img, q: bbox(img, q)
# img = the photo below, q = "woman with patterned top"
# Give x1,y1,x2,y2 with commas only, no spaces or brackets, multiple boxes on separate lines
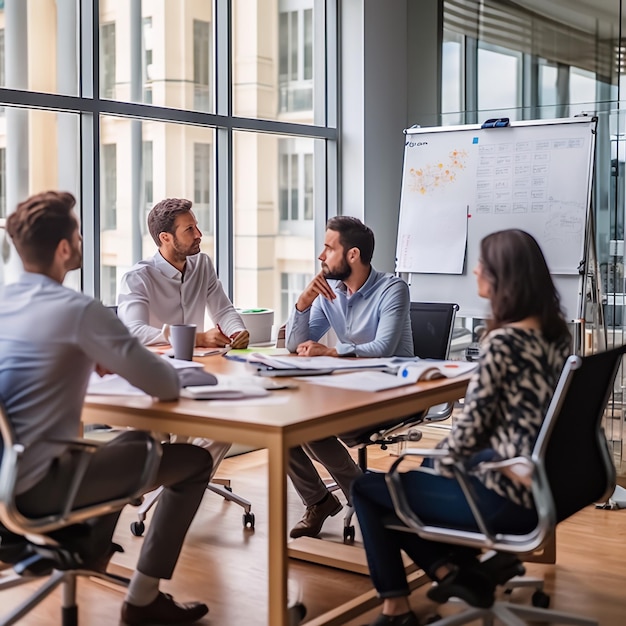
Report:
351,229,572,626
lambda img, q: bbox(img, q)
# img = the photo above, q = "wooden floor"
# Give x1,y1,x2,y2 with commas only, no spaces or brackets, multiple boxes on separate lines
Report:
2,423,626,625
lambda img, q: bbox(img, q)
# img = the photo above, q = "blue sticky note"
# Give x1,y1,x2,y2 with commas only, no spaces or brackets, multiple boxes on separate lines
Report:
472,137,479,144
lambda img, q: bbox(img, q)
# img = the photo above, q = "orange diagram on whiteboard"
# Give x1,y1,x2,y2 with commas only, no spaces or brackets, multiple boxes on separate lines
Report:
408,149,469,194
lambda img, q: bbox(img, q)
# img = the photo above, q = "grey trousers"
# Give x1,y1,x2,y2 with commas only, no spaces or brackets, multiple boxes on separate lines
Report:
16,430,213,580
169,435,231,479
288,437,362,507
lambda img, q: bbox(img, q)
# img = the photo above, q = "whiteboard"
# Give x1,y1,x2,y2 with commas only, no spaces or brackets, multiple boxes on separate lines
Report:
395,117,596,320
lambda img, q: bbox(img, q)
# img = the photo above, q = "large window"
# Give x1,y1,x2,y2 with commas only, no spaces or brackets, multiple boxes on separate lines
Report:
0,1,337,312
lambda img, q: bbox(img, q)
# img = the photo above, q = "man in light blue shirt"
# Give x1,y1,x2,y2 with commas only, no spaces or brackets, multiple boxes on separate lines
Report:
285,216,413,538
0,191,211,624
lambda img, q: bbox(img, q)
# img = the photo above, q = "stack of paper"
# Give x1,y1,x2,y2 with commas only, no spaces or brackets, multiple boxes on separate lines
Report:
247,353,408,373
299,370,413,392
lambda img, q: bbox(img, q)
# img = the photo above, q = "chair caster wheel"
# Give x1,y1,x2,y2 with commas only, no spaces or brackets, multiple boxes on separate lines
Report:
130,521,145,537
224,485,233,493
532,590,550,608
343,525,355,543
243,512,255,529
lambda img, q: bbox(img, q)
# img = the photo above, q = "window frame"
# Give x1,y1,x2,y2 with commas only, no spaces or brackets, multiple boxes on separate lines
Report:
0,0,338,301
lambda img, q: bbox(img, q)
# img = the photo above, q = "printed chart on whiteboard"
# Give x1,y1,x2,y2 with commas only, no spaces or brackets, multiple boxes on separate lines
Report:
395,118,595,277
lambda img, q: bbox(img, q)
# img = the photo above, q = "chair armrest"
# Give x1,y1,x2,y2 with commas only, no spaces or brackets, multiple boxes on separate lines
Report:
384,450,545,553
479,456,534,487
47,437,101,451
390,448,450,462
0,432,162,536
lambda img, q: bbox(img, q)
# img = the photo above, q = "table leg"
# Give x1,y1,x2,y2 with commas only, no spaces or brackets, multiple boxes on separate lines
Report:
267,436,289,626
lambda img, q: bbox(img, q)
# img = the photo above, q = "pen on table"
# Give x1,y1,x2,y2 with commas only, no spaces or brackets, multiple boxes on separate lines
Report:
223,353,249,363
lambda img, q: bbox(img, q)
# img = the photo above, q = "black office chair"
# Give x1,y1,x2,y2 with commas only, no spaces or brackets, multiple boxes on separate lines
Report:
341,302,459,465
334,302,459,541
383,344,624,625
0,397,162,626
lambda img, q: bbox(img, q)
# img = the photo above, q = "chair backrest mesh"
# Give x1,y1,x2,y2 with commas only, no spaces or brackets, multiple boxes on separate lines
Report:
409,302,458,360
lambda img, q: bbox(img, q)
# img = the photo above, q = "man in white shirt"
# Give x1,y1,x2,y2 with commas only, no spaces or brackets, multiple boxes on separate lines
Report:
0,191,212,625
118,197,248,349
118,197,248,470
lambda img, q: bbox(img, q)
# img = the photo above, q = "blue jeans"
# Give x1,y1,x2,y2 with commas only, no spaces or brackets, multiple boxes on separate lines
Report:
351,469,537,598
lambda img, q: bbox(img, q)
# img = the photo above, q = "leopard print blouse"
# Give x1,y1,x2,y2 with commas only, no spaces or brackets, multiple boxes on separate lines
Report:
434,326,570,509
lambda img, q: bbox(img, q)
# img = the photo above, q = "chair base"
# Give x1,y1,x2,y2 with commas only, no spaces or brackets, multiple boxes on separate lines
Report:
426,600,598,626
132,480,254,536
0,567,128,626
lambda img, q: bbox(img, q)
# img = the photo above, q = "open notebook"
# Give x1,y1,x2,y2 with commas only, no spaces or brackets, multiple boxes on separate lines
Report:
396,360,478,383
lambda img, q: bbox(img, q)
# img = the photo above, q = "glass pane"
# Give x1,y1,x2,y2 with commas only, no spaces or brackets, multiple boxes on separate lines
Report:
303,153,313,220
441,34,463,125
0,106,80,287
477,45,521,120
233,131,318,327
233,0,322,123
569,67,597,115
539,61,558,105
99,1,214,113
0,1,79,96
100,116,215,306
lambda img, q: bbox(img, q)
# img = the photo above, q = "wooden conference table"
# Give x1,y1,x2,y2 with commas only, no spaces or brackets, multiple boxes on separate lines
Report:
82,356,471,626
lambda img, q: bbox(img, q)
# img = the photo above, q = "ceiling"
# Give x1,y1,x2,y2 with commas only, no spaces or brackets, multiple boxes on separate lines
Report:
510,0,624,38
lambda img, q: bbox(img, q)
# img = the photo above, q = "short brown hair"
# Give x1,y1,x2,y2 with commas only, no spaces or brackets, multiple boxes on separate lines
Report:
326,216,375,265
147,198,193,247
6,191,77,268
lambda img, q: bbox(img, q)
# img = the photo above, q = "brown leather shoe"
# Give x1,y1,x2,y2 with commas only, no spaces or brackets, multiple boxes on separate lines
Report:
289,493,342,539
121,592,209,625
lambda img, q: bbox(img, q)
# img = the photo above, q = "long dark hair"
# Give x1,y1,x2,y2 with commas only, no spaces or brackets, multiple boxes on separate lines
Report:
480,229,570,343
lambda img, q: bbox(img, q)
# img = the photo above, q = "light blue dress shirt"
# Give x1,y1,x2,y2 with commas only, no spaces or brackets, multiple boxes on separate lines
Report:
0,272,180,493
285,267,413,357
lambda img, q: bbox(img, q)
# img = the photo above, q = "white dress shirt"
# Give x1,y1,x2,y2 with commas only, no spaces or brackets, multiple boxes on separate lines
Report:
118,251,245,345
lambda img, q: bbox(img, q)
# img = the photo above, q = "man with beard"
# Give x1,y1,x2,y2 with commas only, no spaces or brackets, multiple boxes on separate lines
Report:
285,216,413,539
118,197,249,350
0,191,212,624
118,197,248,473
